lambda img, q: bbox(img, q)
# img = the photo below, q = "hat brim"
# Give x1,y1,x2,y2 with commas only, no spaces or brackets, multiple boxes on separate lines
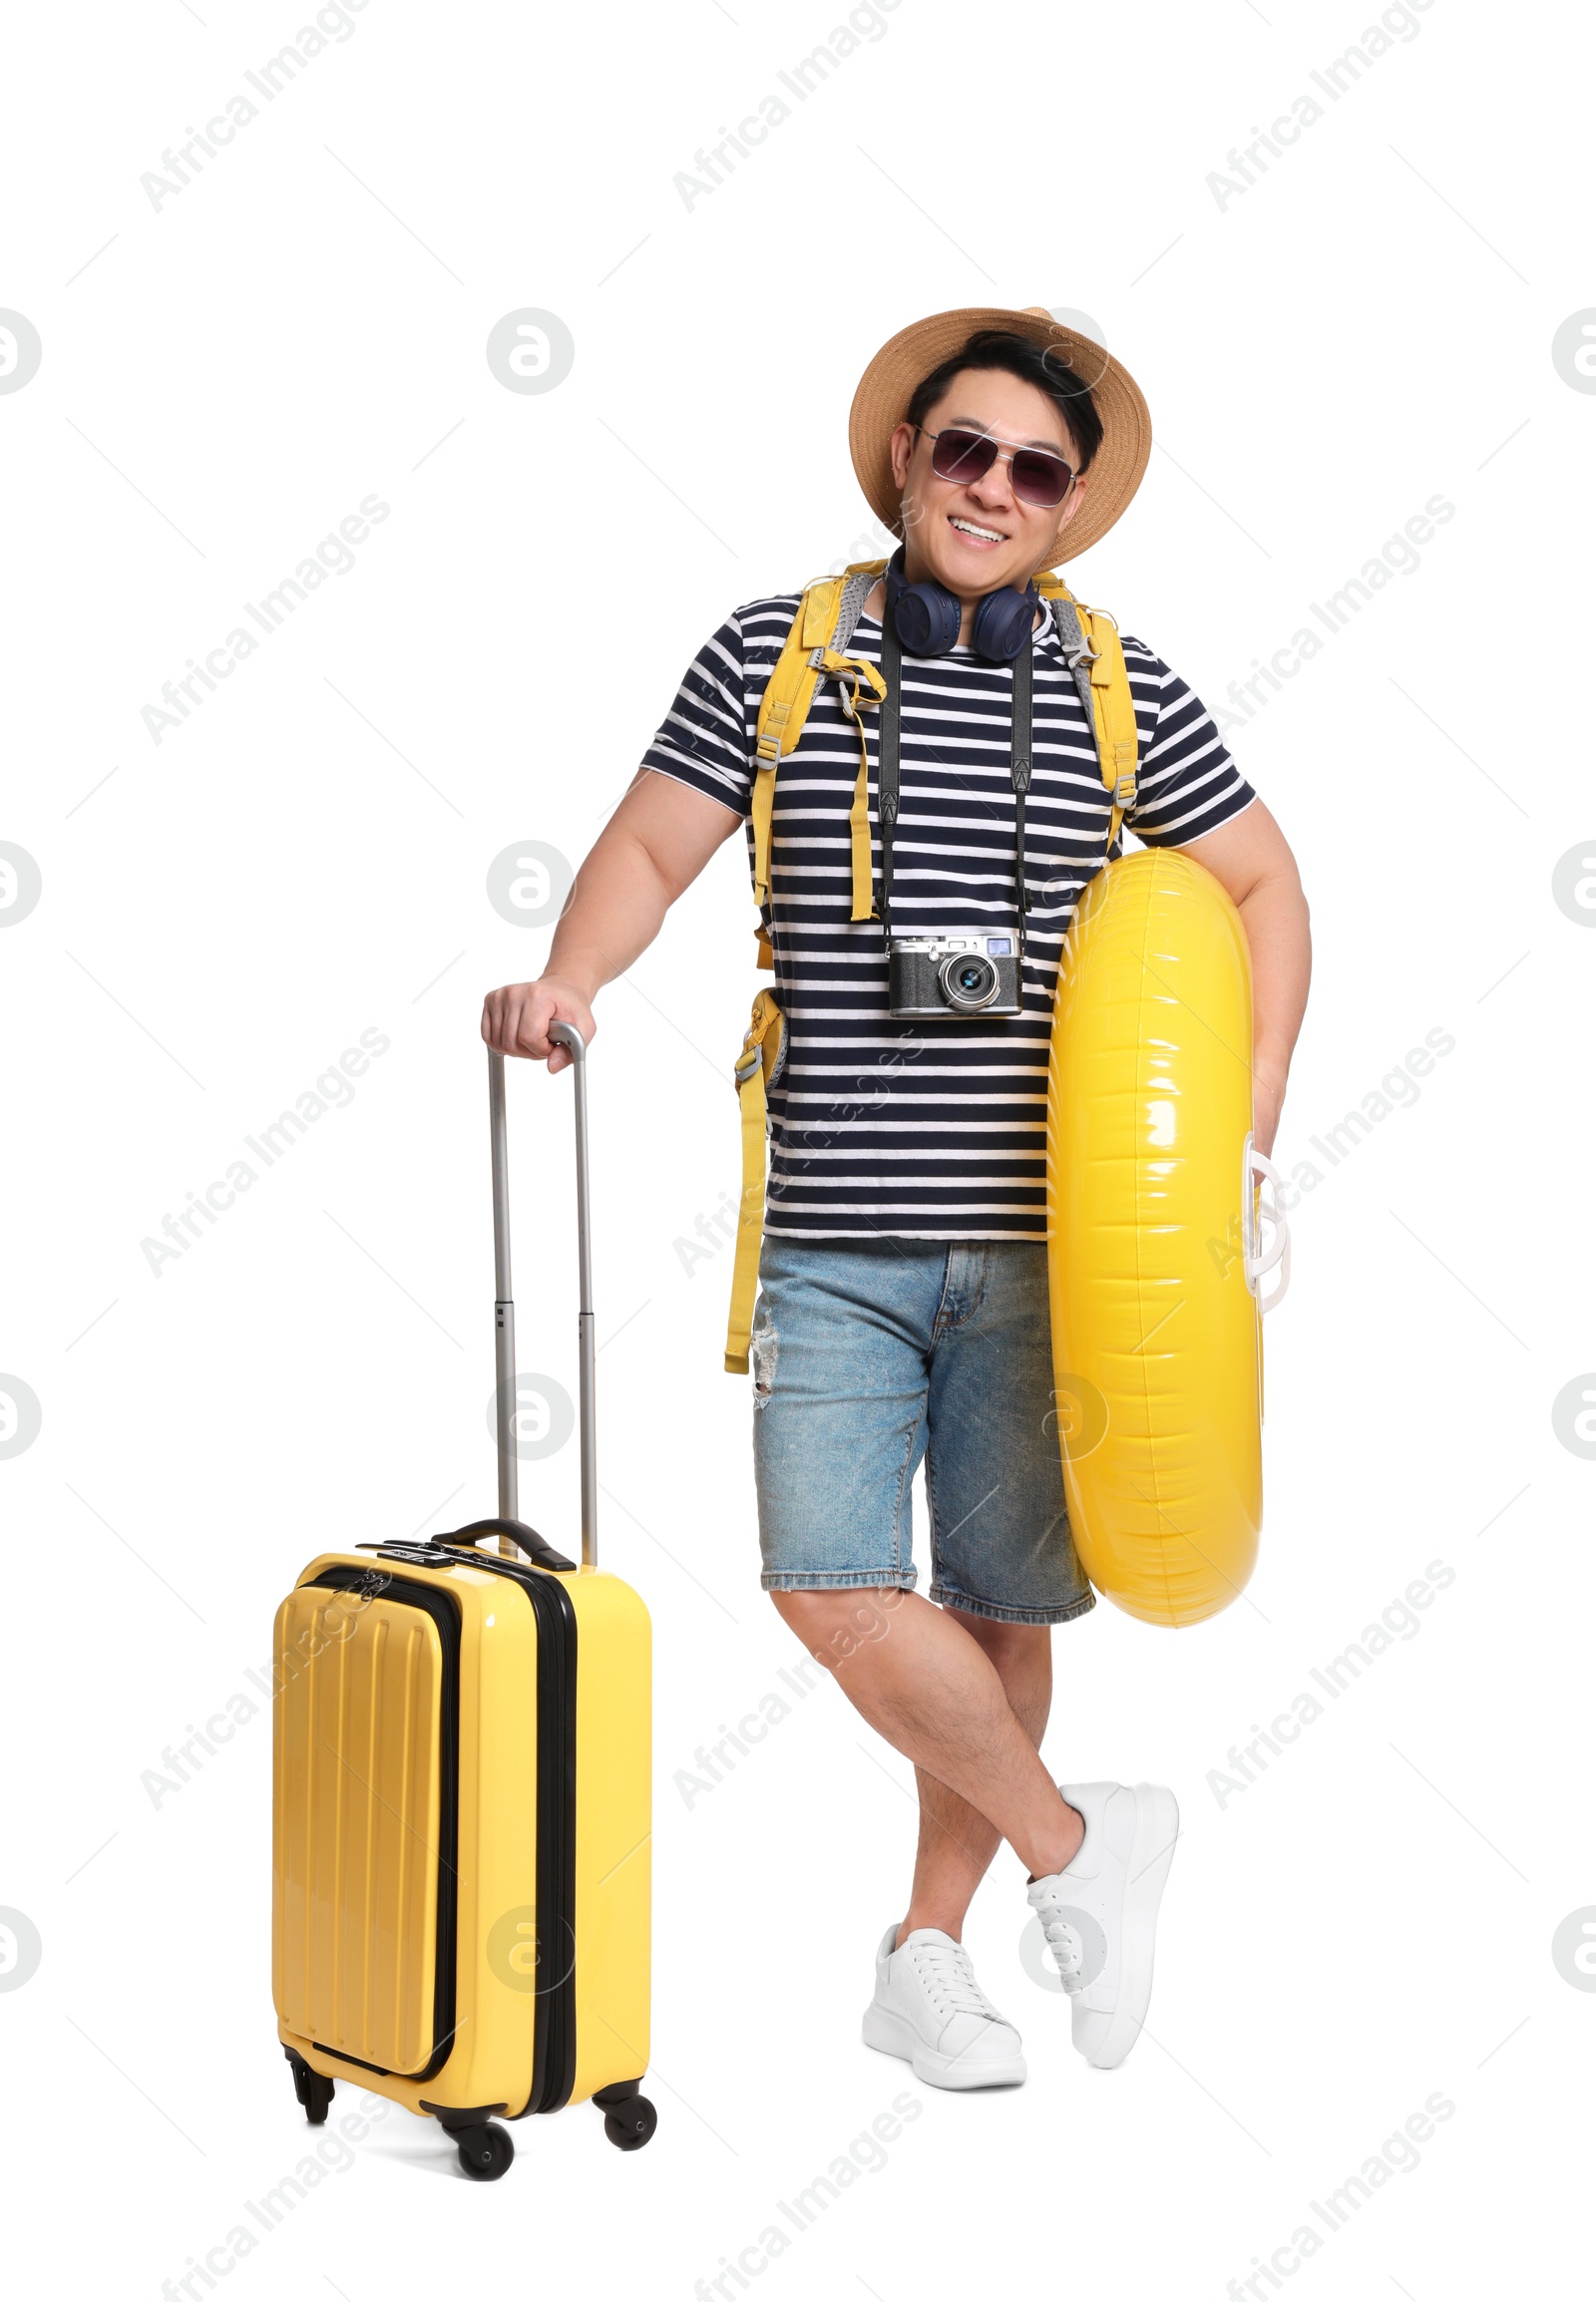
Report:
847,304,1151,571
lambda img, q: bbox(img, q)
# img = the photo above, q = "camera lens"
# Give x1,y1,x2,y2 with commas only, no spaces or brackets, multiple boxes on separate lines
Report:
939,952,998,1010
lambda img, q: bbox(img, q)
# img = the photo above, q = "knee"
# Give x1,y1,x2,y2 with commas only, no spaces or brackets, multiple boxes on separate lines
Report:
949,1608,1048,1674
771,1586,906,1671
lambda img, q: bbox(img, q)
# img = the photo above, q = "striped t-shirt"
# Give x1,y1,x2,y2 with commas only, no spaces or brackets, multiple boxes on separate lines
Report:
642,589,1257,1241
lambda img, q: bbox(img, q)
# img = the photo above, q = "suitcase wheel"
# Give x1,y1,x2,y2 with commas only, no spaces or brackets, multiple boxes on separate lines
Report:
283,2047,335,2126
454,2120,515,2181
600,2094,657,2152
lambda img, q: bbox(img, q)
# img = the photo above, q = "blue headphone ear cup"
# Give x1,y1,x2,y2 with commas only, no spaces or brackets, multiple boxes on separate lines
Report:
891,578,962,656
885,549,1035,659
971,582,1038,662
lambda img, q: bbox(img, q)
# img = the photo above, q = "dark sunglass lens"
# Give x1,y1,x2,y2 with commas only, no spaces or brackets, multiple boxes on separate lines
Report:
931,429,998,485
1011,451,1070,508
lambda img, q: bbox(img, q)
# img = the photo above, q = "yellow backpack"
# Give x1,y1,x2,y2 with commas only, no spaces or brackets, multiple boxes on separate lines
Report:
722,559,1139,1373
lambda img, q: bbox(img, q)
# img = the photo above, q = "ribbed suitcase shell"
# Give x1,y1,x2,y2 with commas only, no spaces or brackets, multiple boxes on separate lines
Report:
274,1582,450,2077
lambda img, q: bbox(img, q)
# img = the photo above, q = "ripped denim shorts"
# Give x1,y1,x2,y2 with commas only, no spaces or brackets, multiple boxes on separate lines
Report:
747,1233,1095,1629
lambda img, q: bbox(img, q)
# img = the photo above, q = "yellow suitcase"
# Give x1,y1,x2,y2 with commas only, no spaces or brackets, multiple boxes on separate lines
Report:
271,1027,652,2178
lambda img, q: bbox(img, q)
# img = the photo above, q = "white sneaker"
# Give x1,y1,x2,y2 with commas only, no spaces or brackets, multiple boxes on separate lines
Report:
1025,1781,1179,2071
861,1923,1026,2090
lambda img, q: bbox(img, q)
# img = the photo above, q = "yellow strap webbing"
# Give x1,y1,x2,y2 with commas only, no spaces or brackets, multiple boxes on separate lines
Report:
751,564,888,959
819,646,889,920
1037,575,1137,844
1079,607,1138,846
723,987,787,1373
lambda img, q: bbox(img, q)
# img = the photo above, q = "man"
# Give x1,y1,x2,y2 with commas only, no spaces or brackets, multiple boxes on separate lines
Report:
483,304,1310,2090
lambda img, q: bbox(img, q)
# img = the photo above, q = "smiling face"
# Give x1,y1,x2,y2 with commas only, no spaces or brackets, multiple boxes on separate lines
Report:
889,365,1089,605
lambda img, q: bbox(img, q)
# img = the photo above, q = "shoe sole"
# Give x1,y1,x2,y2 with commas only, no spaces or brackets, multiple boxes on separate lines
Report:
1079,1783,1180,2072
861,2003,1026,2090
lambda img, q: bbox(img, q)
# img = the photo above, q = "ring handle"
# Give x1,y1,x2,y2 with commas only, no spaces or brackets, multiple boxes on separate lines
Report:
1242,1132,1291,1312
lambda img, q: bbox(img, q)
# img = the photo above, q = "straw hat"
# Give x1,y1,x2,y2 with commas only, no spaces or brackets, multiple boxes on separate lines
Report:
847,304,1152,569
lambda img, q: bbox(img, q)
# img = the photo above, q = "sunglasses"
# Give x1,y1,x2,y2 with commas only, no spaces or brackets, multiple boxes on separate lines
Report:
920,426,1076,510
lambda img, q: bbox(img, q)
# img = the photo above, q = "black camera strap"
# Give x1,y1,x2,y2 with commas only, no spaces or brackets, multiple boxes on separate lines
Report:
1011,636,1033,964
877,616,903,939
876,613,1033,961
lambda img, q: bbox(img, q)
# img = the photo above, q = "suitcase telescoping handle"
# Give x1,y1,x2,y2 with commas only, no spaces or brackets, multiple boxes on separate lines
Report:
487,1022,597,1569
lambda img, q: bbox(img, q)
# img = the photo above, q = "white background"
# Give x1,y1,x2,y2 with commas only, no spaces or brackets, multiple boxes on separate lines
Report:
2,0,1591,2295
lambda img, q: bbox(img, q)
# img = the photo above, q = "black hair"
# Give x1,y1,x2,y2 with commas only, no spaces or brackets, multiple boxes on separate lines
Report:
904,328,1104,473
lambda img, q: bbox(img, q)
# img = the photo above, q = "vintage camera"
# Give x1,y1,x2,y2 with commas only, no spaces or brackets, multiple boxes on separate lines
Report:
887,933,1022,1019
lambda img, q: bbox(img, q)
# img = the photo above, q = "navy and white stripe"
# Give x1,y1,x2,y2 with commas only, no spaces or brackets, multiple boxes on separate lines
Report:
643,592,1257,1240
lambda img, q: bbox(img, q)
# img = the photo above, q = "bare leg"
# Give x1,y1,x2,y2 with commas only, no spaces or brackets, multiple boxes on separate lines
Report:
897,1611,1053,1945
769,1587,1083,1889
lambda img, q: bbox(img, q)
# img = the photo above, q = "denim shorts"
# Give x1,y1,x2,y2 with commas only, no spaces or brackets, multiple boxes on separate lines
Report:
748,1235,1096,1628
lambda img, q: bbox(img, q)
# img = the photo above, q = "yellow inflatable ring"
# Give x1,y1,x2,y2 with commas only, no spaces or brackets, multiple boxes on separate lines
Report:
1045,847,1289,1628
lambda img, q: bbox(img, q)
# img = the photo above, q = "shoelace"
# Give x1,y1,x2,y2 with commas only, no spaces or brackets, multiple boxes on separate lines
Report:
1029,1886,1086,1993
910,1939,1005,2022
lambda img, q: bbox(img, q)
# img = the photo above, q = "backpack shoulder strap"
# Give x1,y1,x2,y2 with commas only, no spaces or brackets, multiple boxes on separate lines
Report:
723,564,885,1371
749,562,886,964
1038,575,1138,849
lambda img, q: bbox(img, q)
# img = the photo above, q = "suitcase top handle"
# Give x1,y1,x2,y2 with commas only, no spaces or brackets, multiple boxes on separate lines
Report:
433,1516,577,1575
488,1024,597,1571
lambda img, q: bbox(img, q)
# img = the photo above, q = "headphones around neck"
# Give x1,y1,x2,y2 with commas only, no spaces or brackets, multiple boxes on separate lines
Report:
884,548,1038,663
